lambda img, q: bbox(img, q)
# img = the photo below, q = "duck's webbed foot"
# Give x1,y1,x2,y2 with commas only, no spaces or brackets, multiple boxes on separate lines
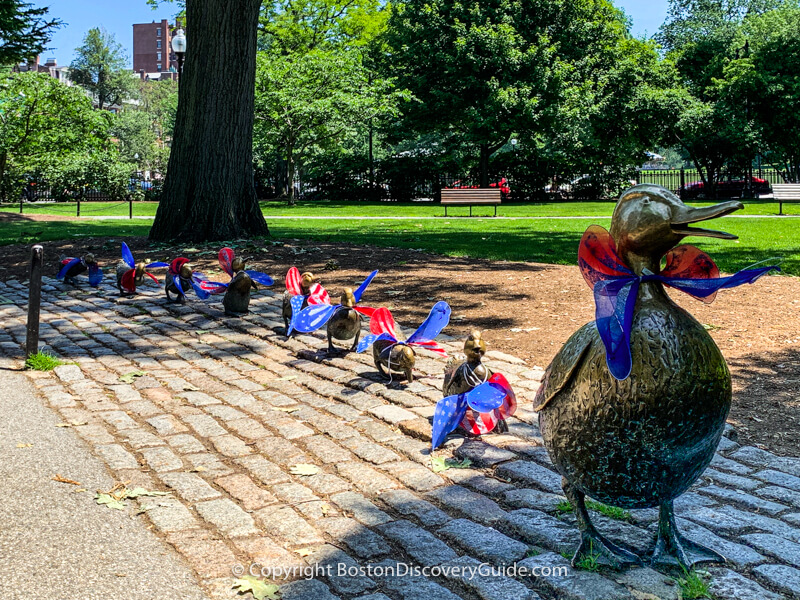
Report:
651,501,725,569
563,478,641,570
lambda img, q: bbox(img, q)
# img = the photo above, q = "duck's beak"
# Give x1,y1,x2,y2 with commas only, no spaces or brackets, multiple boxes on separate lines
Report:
671,200,743,240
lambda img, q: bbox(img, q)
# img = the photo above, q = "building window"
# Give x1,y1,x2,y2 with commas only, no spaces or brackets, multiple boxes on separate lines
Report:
157,63,162,71
157,52,162,61
157,40,162,49
157,28,161,37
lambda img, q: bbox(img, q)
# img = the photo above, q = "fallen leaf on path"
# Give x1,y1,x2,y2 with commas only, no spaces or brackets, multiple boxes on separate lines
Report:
293,548,314,557
431,457,472,473
52,474,81,485
95,493,126,510
289,464,321,476
194,330,211,335
232,576,281,600
16,443,33,448
119,371,148,384
277,375,297,381
56,420,88,427
190,466,208,473
274,406,299,413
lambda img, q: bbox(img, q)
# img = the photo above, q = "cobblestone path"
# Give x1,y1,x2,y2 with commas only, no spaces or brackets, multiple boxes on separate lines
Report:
1,277,798,600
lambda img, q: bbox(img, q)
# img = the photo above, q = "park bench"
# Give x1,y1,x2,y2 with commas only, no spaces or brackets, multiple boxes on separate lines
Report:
441,188,502,217
772,184,800,215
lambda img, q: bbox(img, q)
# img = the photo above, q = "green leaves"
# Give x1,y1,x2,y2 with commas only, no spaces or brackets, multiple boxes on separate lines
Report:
119,371,147,384
232,576,281,600
94,486,169,510
431,457,472,473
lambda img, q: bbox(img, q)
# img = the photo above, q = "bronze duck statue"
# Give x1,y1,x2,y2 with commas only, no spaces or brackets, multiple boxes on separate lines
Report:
164,259,194,304
218,248,274,316
373,336,417,382
116,242,168,295
282,267,328,335
326,288,362,353
442,330,510,434
535,184,777,570
57,253,102,287
358,302,451,384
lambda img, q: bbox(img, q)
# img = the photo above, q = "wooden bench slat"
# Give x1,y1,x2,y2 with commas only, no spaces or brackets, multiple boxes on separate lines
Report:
440,188,502,216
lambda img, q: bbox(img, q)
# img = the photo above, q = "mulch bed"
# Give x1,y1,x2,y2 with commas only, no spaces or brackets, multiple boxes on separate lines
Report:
0,219,797,456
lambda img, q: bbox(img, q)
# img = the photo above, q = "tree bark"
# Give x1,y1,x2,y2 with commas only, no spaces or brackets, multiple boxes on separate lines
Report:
479,143,490,188
150,0,268,242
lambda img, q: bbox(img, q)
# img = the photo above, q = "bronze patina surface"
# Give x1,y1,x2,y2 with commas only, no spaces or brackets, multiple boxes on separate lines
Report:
282,271,316,334
223,257,258,316
115,261,146,295
326,288,361,353
443,331,508,433
535,184,743,570
373,340,415,382
60,253,95,286
164,263,193,304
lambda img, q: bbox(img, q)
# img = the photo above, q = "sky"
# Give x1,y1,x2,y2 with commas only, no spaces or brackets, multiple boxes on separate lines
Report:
36,0,669,68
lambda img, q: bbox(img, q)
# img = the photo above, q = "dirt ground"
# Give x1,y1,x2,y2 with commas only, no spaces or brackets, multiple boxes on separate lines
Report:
1,212,798,456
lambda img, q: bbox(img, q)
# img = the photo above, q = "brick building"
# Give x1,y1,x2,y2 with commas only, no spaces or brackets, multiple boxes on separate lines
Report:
133,19,178,80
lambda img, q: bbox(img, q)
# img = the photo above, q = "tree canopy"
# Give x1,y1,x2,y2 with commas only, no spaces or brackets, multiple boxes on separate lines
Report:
0,71,107,198
69,27,136,110
0,0,61,66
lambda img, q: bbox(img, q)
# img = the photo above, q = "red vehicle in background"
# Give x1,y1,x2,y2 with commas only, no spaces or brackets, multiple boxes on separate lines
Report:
680,176,771,199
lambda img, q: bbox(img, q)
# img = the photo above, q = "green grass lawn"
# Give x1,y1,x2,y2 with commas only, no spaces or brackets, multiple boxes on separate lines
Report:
2,211,795,276
1,198,798,218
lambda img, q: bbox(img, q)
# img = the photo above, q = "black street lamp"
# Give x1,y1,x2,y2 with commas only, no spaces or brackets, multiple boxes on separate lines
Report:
171,27,186,83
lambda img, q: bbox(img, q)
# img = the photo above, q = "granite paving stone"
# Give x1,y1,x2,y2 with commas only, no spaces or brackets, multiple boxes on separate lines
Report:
426,485,509,525
330,491,394,526
752,564,800,597
320,517,392,558
442,555,541,600
377,520,458,566
6,285,799,600
438,518,528,565
519,552,634,600
706,567,783,600
370,559,462,600
305,544,376,596
495,460,563,494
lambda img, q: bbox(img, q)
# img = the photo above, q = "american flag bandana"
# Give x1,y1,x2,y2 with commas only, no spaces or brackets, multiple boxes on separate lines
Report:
431,373,515,449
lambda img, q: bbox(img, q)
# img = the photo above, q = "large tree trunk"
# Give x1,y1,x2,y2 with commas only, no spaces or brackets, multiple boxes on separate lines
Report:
150,0,268,242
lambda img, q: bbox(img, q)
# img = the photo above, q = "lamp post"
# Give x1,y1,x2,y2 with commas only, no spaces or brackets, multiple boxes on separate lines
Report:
171,27,186,84
511,138,518,154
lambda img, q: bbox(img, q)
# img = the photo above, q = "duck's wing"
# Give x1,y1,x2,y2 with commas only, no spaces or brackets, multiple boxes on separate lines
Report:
533,323,595,411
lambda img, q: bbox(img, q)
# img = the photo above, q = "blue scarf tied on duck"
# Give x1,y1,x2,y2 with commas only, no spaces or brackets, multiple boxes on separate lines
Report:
579,225,780,381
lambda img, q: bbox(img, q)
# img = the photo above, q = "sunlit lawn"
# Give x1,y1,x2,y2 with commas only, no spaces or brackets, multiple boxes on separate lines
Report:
1,210,796,276
1,198,798,218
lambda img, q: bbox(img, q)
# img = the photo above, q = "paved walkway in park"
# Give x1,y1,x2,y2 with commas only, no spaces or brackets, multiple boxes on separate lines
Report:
0,276,799,600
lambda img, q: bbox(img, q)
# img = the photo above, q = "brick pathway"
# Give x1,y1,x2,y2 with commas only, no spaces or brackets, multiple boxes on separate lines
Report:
1,276,798,600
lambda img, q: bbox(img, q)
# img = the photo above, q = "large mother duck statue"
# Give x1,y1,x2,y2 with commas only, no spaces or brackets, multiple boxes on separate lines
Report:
535,184,778,570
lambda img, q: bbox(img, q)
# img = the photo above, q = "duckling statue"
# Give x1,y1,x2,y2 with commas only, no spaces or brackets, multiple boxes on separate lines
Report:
358,302,451,383
292,270,378,355
217,248,274,316
325,288,362,353
116,242,168,295
534,184,778,570
57,253,102,287
441,331,515,435
164,258,224,304
283,267,329,335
